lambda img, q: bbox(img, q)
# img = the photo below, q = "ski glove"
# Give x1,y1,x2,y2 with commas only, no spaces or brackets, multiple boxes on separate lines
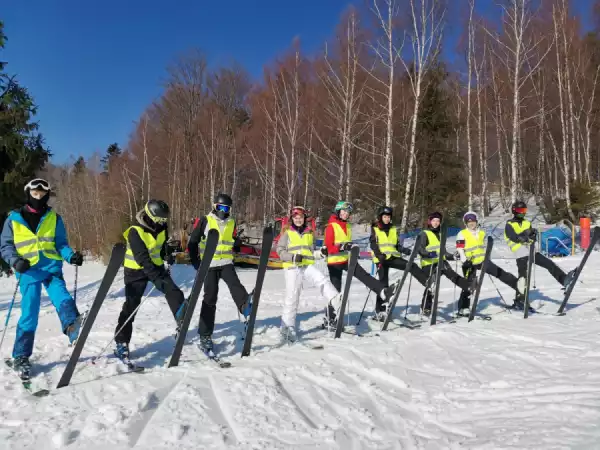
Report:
397,245,412,256
340,243,354,252
426,251,438,259
292,254,304,264
313,249,324,260
166,253,176,266
13,258,30,273
70,251,84,266
320,247,328,257
192,260,201,271
462,260,473,271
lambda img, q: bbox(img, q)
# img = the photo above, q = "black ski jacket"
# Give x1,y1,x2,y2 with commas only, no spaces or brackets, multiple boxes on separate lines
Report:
187,213,242,268
416,227,455,261
124,213,169,284
504,218,535,243
369,221,411,262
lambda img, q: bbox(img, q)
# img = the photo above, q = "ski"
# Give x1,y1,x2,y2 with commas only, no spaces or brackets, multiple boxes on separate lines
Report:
241,226,275,357
57,243,126,389
168,229,219,368
523,240,536,319
114,356,145,373
430,225,448,326
381,240,421,331
456,312,492,321
557,226,600,315
198,347,232,368
468,236,493,322
5,358,50,397
335,246,361,339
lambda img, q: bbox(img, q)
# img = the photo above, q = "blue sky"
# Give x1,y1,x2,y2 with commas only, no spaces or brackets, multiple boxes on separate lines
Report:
2,0,595,164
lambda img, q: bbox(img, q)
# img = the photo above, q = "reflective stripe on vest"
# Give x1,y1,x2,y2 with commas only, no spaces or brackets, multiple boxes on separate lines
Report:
371,226,400,263
123,226,166,270
327,222,352,264
462,229,486,265
504,220,531,252
421,230,443,267
282,229,315,268
200,215,235,263
12,211,62,266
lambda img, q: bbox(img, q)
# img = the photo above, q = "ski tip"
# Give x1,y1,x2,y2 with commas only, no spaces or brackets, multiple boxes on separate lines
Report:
33,389,50,397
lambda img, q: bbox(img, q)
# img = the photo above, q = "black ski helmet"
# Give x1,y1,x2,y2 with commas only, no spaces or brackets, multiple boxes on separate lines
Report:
377,206,393,219
214,193,233,207
213,193,233,220
511,200,527,218
144,199,170,224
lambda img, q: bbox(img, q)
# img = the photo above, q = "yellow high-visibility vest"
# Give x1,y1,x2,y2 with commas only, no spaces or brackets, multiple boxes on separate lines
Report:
462,229,486,265
504,220,531,252
327,222,352,264
12,211,62,266
372,227,400,263
421,230,443,267
123,226,165,269
200,215,235,262
282,229,314,268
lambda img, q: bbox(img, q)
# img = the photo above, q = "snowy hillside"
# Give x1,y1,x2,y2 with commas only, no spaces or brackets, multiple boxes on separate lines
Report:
1,236,600,448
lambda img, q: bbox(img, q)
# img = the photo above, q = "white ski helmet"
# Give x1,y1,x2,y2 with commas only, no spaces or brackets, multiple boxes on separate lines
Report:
463,211,478,223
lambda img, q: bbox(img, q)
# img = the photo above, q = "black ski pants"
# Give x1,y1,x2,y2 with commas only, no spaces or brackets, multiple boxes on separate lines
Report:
516,252,566,285
458,261,519,309
328,262,385,295
375,257,430,312
116,275,184,344
199,264,248,337
419,261,467,311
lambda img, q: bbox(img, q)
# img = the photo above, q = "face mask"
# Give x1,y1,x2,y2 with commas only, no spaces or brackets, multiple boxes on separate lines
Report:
27,192,49,211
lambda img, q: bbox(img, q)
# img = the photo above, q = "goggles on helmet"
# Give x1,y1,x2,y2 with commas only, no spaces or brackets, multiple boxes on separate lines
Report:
24,178,51,192
216,204,231,214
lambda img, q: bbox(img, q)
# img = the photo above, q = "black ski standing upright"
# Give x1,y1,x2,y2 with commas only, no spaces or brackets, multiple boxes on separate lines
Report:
429,225,447,326
57,243,126,389
168,229,218,368
334,246,360,338
241,226,275,357
468,236,493,322
523,241,536,319
557,226,600,315
381,240,421,331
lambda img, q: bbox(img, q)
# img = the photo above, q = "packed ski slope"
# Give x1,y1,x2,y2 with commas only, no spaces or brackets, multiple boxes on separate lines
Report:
1,224,600,449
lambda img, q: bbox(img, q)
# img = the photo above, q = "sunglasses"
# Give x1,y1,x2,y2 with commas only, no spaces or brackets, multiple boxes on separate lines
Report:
24,178,51,192
216,204,231,213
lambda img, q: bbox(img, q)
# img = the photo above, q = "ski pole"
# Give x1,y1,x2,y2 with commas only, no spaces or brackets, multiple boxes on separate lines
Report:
453,260,458,317
0,279,20,354
403,274,413,320
356,290,371,326
487,274,511,314
73,265,79,303
91,285,156,364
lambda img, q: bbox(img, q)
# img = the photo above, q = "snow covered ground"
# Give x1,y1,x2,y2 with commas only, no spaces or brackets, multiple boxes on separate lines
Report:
1,234,600,449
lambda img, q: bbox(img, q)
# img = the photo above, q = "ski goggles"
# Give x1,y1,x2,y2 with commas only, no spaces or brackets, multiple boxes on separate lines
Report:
24,178,51,192
215,204,231,214
290,206,306,217
463,213,477,222
144,204,168,224
335,201,354,213
513,207,527,215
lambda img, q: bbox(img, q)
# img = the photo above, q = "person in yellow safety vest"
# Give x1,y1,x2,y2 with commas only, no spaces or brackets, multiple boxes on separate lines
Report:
415,211,474,316
322,201,396,329
455,211,522,316
0,178,84,380
369,206,431,322
115,199,185,362
187,193,253,353
504,200,576,310
276,206,342,344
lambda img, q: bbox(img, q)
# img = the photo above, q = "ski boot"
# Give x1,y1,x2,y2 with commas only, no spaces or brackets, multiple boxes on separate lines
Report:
517,277,527,295
198,335,214,353
380,284,396,303
372,310,388,322
279,326,298,345
322,303,338,331
114,342,130,361
66,314,84,344
457,308,470,317
421,290,433,317
12,356,32,381
240,290,254,320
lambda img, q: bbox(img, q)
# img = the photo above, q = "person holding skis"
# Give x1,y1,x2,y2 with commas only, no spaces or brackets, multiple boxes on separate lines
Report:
323,201,395,327
504,201,575,310
370,206,431,321
416,211,474,316
455,211,523,315
276,206,342,343
0,178,84,378
187,193,252,352
115,200,186,362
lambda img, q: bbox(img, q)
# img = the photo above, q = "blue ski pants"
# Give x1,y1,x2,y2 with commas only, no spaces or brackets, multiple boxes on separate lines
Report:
13,275,79,358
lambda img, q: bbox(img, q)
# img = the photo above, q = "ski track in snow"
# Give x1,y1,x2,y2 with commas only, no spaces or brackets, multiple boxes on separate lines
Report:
2,231,600,448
